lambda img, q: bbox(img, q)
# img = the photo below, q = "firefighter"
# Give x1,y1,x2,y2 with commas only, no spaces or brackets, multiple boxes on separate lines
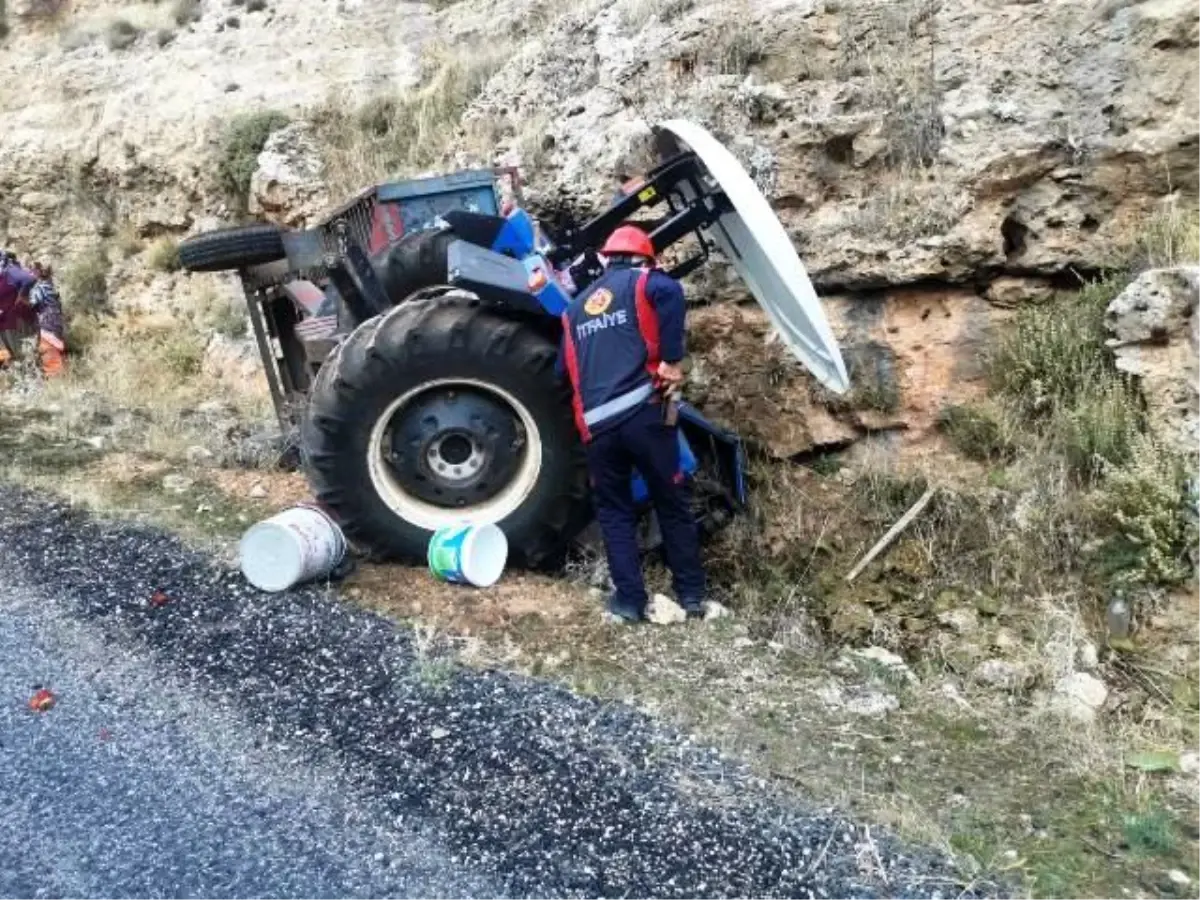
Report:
27,262,67,377
558,224,706,623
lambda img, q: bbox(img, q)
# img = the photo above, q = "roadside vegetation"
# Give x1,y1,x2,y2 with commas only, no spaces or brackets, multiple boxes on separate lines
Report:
217,110,291,214
309,41,507,197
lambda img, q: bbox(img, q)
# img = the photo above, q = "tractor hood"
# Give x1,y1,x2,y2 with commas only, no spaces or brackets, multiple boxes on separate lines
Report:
657,120,851,395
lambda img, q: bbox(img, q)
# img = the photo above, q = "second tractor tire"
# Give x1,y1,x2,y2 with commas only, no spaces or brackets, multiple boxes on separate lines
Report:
178,224,287,272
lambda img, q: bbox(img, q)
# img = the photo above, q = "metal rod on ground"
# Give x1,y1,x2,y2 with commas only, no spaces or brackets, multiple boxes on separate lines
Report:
845,485,937,584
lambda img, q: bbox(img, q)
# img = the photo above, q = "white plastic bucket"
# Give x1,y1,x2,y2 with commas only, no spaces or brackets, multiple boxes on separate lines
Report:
239,503,347,593
427,523,508,588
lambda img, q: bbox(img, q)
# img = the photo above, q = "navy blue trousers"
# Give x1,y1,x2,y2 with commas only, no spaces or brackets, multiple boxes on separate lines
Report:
585,403,706,611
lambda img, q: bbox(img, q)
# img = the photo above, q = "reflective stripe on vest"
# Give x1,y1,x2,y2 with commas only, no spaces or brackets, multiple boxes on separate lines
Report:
582,383,653,427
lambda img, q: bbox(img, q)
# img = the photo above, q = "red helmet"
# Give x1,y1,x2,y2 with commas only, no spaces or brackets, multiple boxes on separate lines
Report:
601,225,655,260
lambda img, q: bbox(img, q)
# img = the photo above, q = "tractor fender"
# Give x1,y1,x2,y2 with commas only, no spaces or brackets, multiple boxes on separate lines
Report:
444,240,558,317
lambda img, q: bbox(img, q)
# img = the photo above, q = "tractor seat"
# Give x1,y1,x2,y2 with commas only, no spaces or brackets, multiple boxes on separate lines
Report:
441,210,508,252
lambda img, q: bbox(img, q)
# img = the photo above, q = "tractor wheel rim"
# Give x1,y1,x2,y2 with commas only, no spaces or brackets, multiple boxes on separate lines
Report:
367,378,542,532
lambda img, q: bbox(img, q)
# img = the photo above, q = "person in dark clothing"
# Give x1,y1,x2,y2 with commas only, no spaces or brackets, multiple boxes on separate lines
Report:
27,262,67,377
0,251,36,368
558,224,706,623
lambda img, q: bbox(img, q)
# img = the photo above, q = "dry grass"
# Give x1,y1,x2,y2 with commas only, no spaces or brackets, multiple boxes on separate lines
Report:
711,20,765,75
838,0,943,167
145,236,181,273
622,0,693,30
849,168,969,240
312,41,507,197
104,17,139,50
172,0,201,27
61,242,111,314
114,222,144,259
1128,193,1200,271
16,274,271,467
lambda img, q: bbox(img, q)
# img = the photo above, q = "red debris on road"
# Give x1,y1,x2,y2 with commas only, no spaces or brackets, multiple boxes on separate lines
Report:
29,688,56,712
149,589,170,608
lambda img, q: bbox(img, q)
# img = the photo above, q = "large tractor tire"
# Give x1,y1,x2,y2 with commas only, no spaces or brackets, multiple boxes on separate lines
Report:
178,224,286,272
301,294,591,566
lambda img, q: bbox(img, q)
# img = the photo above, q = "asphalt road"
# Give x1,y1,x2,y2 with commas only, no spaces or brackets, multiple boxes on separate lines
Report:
0,487,992,899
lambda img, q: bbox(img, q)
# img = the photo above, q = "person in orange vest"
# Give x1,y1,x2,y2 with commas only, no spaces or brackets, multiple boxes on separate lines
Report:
26,262,67,377
558,224,706,623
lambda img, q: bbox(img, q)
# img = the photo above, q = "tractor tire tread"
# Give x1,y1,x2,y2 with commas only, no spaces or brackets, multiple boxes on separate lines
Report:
177,224,287,273
301,295,590,566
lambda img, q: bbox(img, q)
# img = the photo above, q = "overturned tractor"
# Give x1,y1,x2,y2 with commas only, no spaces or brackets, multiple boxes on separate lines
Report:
178,121,849,566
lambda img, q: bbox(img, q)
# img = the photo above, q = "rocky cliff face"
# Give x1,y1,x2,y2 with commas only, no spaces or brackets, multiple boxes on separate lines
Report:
1,0,1196,456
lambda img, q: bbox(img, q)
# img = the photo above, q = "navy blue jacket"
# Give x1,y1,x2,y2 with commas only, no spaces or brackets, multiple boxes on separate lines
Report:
558,262,686,441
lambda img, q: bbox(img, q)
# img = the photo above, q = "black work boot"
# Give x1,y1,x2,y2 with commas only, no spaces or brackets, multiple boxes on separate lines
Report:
605,593,646,624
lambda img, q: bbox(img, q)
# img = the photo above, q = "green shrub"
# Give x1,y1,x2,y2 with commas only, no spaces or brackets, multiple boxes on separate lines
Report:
159,331,206,377
1092,433,1197,588
1055,374,1142,480
105,18,140,51
172,0,201,26
1122,806,1179,857
146,237,181,272
207,299,247,339
936,403,1015,462
989,276,1128,420
65,311,104,356
62,246,111,313
217,110,290,213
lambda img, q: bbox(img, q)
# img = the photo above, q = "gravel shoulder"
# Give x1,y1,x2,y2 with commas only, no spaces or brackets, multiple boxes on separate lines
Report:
0,485,990,899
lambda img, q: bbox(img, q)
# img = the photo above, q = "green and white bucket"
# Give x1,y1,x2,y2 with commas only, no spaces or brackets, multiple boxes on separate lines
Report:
427,522,509,588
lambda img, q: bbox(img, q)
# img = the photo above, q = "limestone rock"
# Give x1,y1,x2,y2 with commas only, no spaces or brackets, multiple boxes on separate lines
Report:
984,276,1056,308
816,681,899,717
185,445,215,466
646,593,686,626
846,645,918,685
1076,640,1100,671
1048,672,1109,723
972,658,1031,691
202,333,262,386
248,123,331,229
702,600,733,621
162,473,194,494
937,607,979,635
459,0,1197,290
685,292,1000,456
1105,267,1200,455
